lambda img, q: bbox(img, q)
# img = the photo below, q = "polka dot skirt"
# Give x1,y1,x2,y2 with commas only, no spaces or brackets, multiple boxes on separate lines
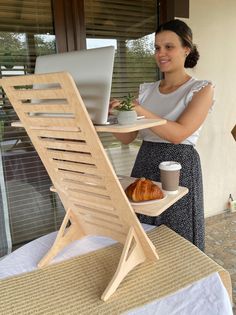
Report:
131,141,205,251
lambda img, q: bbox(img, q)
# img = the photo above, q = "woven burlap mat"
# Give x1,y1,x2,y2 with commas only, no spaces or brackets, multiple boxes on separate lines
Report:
0,225,230,315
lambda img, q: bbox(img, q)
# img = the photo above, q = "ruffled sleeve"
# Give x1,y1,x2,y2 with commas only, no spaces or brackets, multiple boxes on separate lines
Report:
138,82,158,104
185,80,215,111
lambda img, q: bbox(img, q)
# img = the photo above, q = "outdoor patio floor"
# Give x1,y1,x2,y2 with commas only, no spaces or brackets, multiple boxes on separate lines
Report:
205,211,236,314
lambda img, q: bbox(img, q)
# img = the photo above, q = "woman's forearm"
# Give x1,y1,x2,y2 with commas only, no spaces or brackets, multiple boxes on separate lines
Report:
112,131,138,144
135,106,182,143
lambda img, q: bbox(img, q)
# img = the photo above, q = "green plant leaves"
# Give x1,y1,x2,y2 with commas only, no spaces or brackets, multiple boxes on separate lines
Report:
116,93,135,111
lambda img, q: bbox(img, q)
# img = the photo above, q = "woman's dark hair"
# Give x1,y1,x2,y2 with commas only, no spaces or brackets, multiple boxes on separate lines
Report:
155,19,199,68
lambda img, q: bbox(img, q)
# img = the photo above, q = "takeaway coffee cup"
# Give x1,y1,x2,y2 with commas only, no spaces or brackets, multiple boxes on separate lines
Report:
159,161,182,194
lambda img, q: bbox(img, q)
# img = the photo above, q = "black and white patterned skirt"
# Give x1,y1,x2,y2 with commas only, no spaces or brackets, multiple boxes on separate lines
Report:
131,141,205,251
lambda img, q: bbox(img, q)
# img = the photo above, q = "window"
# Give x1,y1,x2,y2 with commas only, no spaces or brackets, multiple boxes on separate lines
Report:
0,0,159,256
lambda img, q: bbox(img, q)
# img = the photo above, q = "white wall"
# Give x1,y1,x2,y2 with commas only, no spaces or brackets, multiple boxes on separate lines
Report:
181,0,236,217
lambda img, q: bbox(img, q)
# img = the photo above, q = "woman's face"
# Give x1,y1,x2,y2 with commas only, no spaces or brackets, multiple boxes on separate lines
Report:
154,30,190,73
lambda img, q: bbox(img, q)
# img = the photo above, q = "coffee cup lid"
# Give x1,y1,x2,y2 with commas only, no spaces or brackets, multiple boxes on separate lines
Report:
159,161,182,171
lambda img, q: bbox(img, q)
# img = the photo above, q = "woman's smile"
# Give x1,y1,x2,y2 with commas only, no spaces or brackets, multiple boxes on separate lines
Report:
159,58,170,64
158,58,171,65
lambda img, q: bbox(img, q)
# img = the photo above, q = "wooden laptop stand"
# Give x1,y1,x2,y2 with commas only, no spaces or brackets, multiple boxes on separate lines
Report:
0,72,167,301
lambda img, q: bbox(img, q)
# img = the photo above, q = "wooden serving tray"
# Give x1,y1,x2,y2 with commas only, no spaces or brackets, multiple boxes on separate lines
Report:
118,176,188,216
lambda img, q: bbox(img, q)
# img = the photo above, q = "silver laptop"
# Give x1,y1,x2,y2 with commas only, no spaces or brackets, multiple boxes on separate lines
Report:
34,46,115,125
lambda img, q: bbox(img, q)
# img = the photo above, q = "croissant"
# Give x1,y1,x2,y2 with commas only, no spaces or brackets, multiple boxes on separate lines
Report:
125,177,164,202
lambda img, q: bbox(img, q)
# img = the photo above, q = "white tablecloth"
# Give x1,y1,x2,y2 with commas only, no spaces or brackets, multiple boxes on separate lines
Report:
0,224,233,315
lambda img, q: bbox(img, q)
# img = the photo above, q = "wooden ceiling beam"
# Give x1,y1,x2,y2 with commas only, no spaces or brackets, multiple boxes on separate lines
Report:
158,0,189,25
52,0,86,53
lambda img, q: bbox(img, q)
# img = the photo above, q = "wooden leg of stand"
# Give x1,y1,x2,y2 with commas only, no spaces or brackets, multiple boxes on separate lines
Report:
38,209,85,268
101,227,147,301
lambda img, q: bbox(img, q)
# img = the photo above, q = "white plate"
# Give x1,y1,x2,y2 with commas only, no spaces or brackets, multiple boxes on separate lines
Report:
129,193,167,205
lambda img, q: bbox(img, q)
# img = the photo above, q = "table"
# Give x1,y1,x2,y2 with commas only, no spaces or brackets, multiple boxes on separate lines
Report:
0,224,233,315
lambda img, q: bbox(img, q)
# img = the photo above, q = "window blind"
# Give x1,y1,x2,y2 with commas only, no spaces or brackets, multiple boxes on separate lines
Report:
0,0,64,251
85,0,158,174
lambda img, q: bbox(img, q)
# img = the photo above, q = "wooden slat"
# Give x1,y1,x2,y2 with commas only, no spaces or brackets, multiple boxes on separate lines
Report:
68,189,110,204
72,203,115,217
76,208,121,225
11,121,82,133
58,170,104,186
54,161,99,176
62,180,106,195
21,104,72,114
36,129,85,140
1,72,61,85
73,203,118,218
52,182,110,199
32,126,80,132
14,88,66,100
26,116,76,128
68,183,109,197
41,139,89,152
70,194,114,209
73,199,115,214
80,213,123,230
47,151,94,164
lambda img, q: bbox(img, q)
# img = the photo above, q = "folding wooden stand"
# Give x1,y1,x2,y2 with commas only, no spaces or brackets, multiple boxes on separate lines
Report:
1,72,172,301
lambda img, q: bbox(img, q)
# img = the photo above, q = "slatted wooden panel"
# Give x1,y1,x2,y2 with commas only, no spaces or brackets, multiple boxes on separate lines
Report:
5,74,121,240
0,73,159,301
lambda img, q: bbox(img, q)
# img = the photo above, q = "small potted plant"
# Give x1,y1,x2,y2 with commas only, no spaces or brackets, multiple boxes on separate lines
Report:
115,93,137,125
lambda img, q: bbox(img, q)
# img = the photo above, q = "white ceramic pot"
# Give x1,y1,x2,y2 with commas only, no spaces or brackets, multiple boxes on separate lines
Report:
117,111,137,125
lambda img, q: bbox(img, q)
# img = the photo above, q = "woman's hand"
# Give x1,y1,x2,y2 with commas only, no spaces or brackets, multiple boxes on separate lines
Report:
109,99,120,114
109,98,141,115
132,99,143,115
108,98,139,144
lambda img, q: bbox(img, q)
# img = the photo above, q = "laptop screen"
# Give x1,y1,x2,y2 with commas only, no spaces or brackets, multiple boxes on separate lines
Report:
34,46,115,125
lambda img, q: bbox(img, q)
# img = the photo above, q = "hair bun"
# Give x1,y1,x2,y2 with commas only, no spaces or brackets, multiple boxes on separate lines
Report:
185,45,200,68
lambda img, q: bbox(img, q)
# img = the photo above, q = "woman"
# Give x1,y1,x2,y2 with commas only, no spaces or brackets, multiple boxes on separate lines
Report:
110,19,214,251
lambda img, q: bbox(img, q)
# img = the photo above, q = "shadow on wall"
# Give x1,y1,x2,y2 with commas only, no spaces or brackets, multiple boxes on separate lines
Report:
231,124,236,142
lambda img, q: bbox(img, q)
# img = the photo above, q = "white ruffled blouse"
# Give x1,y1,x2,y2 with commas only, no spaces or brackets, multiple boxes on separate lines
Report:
138,77,214,146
